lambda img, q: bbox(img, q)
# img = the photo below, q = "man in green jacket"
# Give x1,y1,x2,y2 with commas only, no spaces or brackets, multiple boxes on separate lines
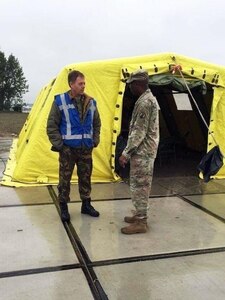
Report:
47,70,101,222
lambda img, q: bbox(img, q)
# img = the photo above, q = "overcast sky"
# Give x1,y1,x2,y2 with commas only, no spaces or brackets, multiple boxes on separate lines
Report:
1,0,225,103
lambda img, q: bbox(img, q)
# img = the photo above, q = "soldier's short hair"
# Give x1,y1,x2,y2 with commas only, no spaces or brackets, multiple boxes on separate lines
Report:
68,70,84,85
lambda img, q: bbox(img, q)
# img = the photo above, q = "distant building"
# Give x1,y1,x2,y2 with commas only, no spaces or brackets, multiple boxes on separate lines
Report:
22,103,33,113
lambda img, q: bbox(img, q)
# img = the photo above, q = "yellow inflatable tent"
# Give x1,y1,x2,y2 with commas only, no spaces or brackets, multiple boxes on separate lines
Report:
2,52,225,187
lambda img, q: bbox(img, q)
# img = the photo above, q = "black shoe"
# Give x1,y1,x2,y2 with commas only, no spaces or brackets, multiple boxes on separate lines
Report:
59,202,70,222
81,199,99,217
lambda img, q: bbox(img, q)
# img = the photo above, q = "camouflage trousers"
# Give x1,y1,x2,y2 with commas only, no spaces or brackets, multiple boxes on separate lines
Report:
129,155,155,217
58,145,93,203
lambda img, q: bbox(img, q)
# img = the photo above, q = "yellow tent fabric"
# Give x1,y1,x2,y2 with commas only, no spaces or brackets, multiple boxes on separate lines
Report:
2,52,225,187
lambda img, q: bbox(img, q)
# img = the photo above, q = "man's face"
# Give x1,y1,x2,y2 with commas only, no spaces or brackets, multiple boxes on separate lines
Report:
129,81,139,96
70,76,85,96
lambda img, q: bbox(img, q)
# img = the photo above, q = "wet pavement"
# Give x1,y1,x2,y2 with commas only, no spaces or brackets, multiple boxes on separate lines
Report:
0,137,12,181
1,138,225,299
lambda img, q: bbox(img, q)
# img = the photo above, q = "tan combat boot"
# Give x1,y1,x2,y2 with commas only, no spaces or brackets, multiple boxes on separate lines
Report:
124,215,139,223
121,219,148,234
124,210,144,223
124,210,147,223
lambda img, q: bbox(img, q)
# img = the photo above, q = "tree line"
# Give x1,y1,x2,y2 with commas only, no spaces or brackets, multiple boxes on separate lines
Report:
0,50,28,111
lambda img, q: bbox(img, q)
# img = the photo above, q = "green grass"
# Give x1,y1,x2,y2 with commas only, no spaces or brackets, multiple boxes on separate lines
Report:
0,112,28,137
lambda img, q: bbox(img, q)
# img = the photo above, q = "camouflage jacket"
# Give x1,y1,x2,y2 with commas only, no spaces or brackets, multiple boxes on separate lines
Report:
47,91,101,151
122,89,159,160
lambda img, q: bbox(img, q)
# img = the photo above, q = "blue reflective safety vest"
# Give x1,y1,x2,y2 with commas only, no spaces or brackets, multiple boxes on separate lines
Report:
55,92,96,148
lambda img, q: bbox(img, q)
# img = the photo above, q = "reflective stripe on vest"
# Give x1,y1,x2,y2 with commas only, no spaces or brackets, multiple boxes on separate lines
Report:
60,93,72,137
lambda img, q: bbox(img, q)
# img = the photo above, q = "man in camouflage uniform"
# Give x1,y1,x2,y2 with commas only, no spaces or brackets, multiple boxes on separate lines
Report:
47,70,101,222
119,69,159,234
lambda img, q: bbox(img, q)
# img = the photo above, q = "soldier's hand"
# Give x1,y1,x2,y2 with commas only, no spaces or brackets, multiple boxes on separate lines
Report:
119,155,127,168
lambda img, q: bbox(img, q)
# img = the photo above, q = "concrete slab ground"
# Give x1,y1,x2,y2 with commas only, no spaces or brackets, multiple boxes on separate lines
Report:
0,186,53,205
69,197,225,261
1,182,225,299
0,269,93,300
186,193,225,219
0,204,77,273
95,252,225,300
1,138,225,299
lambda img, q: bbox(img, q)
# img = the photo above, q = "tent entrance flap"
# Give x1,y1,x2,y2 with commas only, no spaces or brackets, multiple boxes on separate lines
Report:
116,72,215,178
148,73,214,153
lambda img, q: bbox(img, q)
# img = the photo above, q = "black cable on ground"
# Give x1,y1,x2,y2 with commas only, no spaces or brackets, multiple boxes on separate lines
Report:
177,194,225,224
0,264,80,279
48,186,108,300
91,246,225,268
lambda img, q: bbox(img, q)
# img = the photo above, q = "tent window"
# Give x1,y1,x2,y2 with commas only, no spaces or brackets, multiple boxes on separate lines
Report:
173,92,192,110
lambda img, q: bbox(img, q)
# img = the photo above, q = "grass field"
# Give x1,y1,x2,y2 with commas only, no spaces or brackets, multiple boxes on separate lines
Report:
0,112,28,137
